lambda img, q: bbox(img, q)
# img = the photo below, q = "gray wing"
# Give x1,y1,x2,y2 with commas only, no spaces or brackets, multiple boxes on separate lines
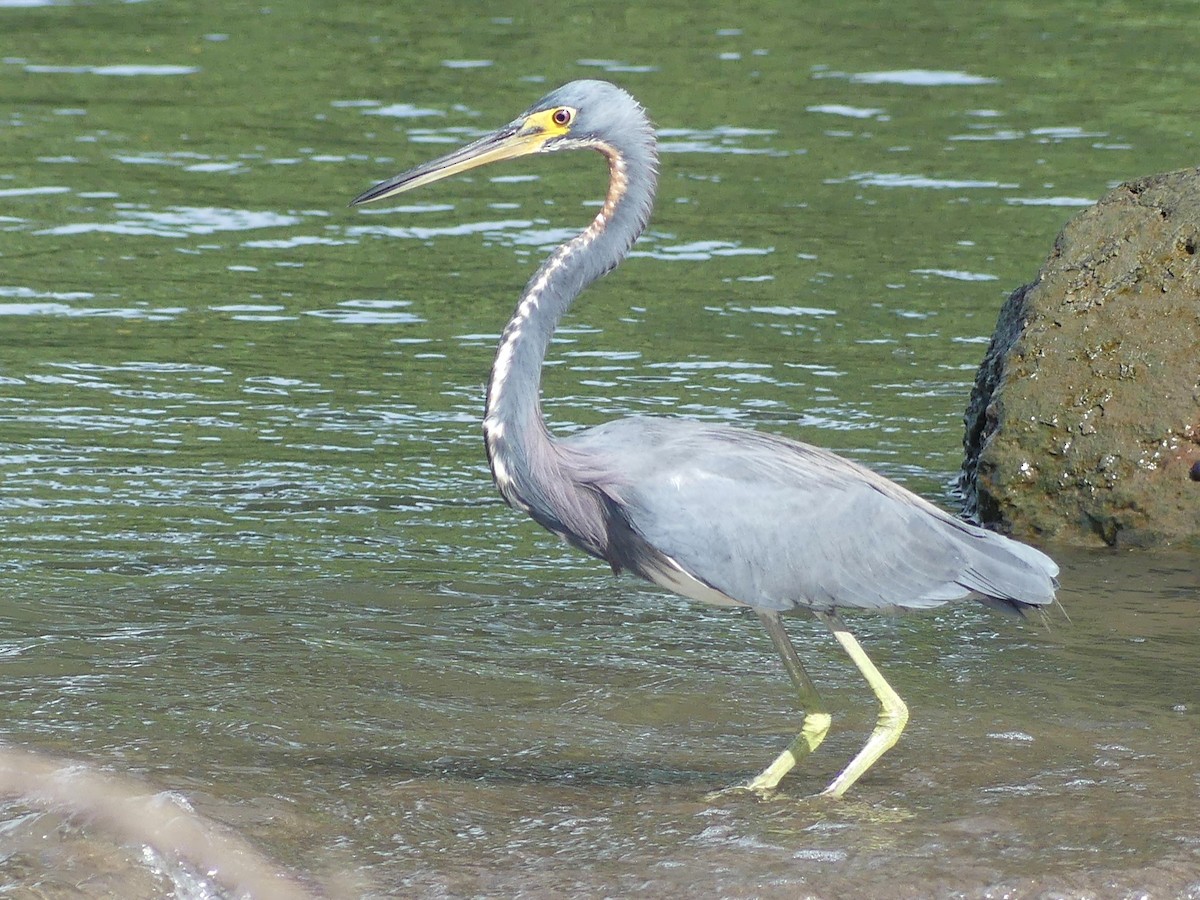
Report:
563,416,1058,614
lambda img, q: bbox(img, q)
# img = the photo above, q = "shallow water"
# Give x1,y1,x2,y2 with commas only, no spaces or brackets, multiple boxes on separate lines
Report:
2,0,1200,896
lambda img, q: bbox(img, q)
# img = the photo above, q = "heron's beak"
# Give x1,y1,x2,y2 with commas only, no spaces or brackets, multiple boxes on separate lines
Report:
350,119,551,206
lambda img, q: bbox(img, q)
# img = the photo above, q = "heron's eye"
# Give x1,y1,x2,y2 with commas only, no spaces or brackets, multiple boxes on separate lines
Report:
552,107,573,127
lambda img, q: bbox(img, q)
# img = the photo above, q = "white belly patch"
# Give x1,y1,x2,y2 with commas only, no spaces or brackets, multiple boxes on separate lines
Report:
647,556,746,608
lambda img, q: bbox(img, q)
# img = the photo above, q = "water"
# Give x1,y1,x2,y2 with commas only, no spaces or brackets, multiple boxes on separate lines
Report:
3,0,1200,896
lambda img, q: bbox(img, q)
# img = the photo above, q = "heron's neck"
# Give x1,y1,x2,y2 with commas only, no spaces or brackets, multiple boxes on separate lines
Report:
483,142,656,509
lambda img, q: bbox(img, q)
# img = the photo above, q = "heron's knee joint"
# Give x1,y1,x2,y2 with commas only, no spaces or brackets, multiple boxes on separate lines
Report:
877,697,909,732
803,710,832,737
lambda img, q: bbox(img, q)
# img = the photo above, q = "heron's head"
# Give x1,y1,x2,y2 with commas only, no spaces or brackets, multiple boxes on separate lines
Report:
350,80,653,206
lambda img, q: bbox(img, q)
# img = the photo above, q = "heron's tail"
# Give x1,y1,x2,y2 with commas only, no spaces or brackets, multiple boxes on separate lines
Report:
955,523,1059,614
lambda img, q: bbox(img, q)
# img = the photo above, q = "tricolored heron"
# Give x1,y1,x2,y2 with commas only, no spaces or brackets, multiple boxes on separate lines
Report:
351,80,1058,797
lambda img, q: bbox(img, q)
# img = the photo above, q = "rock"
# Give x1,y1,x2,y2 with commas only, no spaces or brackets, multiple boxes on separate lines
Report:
961,168,1200,548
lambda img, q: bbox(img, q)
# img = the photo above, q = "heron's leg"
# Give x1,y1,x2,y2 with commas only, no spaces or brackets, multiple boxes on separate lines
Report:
815,611,909,798
742,610,833,793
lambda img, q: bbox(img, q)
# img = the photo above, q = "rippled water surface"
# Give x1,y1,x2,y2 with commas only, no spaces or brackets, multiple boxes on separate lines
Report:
3,1,1199,896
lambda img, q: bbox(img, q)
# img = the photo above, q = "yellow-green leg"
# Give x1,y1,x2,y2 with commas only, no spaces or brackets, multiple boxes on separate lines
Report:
742,610,832,793
816,611,909,798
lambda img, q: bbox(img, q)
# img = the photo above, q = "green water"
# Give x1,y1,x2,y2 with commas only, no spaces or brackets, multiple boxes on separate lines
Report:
2,1,1199,897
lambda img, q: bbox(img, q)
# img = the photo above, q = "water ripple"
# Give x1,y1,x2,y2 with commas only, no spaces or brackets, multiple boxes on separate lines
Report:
657,126,784,156
630,240,772,261
911,268,999,282
1005,196,1096,207
576,59,659,74
848,69,998,86
19,63,200,76
36,206,303,238
305,300,423,326
362,102,445,118
831,172,1019,190
0,185,71,197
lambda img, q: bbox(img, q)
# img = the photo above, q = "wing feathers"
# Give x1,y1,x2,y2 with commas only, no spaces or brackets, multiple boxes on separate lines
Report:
565,417,1058,614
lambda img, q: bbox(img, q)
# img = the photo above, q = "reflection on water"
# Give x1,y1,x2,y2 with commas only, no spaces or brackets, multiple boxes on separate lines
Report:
3,0,1200,895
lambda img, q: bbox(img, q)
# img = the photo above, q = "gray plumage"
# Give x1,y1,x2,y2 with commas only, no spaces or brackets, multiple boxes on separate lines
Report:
561,417,1057,614
352,79,1059,796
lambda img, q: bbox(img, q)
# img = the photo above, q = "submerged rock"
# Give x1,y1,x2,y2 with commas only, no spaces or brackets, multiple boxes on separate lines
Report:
961,168,1200,548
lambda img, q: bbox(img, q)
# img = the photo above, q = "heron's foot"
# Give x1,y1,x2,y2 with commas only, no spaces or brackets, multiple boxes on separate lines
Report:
708,710,833,800
704,781,773,802
820,690,908,799
705,748,797,802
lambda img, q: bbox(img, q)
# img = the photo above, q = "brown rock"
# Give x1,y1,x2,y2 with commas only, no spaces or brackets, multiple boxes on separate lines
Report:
961,168,1200,548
